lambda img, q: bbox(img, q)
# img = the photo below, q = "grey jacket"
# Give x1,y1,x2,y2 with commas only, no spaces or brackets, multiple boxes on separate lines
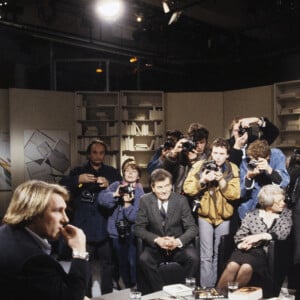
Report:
134,191,198,247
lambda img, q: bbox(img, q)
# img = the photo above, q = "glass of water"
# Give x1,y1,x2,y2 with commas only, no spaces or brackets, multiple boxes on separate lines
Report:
185,277,196,289
227,281,238,295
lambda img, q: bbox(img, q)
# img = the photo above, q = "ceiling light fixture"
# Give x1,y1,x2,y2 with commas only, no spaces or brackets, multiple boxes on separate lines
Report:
135,12,143,23
162,1,170,13
95,66,103,73
168,10,182,25
96,0,124,21
129,56,138,63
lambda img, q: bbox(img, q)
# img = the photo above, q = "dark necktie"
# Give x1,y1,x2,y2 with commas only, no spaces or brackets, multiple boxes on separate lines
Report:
160,204,166,227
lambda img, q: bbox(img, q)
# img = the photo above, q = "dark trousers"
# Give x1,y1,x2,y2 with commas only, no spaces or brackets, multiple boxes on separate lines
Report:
87,239,113,295
137,245,199,295
111,234,137,288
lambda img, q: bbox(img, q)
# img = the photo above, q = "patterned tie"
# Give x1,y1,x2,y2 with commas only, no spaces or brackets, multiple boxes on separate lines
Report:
160,203,166,227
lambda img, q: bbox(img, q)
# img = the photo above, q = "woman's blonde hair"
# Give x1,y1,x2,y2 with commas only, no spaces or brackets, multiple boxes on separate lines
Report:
258,184,285,208
3,180,69,225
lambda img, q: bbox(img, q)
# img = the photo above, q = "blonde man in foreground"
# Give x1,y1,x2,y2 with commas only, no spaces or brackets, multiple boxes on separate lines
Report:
0,180,91,300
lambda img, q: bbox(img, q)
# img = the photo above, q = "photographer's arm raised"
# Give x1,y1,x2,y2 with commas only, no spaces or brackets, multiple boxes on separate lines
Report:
167,138,186,159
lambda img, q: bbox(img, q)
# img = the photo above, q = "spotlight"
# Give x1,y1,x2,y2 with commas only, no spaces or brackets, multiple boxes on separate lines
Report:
129,57,138,63
95,67,103,73
136,13,143,23
162,1,170,13
168,10,182,25
96,0,124,21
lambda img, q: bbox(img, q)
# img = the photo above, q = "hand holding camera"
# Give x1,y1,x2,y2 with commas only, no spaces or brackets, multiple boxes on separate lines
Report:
247,157,272,176
96,176,109,188
114,184,135,206
78,173,97,184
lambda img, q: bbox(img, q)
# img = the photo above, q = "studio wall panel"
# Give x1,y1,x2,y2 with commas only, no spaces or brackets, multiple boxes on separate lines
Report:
165,92,224,141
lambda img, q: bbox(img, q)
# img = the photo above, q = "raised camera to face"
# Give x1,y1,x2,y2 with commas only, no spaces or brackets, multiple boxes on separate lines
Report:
238,125,248,137
203,160,218,171
163,138,175,150
247,159,258,170
119,184,135,197
182,140,196,152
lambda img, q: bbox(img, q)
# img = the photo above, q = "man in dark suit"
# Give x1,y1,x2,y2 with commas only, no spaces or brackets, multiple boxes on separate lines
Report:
135,168,199,294
0,180,90,300
60,139,122,294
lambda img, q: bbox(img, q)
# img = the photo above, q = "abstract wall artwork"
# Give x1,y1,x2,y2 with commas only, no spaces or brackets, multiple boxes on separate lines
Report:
24,130,70,183
0,131,11,190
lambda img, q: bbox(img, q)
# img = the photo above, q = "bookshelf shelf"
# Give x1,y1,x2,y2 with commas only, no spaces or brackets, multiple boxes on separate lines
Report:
274,80,300,156
75,90,165,186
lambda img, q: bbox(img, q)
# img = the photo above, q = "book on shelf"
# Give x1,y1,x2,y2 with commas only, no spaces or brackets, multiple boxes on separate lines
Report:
279,92,298,99
135,143,148,150
228,286,262,300
148,139,155,150
85,126,98,136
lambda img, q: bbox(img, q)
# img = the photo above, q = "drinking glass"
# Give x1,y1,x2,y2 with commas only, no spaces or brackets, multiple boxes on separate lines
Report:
185,277,196,289
227,281,238,294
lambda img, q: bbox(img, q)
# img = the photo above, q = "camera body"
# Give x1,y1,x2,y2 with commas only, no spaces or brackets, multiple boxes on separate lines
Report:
182,139,196,152
80,190,95,203
247,159,258,170
238,124,260,139
115,219,130,239
238,125,248,137
119,184,135,198
163,138,175,150
203,160,218,171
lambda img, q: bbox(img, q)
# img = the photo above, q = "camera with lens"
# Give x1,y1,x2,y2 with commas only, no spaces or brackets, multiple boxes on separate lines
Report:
115,219,130,239
238,124,260,139
119,184,135,198
80,190,95,203
238,125,248,137
182,139,196,152
247,159,258,170
203,160,218,171
162,138,176,150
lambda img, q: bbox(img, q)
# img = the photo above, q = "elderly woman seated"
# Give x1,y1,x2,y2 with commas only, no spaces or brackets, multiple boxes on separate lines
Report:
216,184,292,296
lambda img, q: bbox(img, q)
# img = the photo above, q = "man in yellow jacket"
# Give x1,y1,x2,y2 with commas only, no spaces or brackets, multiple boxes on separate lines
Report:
183,137,240,288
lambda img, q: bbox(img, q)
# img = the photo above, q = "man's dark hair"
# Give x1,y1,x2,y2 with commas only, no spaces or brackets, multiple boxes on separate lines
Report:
86,139,107,155
166,129,183,141
187,124,209,142
150,168,173,186
211,137,230,153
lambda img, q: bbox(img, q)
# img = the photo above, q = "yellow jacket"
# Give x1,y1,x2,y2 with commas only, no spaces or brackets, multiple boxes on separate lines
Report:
183,160,240,225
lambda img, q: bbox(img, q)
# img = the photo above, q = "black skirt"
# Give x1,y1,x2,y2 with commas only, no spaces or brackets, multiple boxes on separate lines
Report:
228,247,268,271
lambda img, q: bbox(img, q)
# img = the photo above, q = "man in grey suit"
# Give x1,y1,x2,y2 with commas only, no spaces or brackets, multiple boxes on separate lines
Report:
135,168,199,294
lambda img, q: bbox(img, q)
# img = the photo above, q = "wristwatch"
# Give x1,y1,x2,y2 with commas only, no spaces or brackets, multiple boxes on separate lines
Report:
72,250,89,261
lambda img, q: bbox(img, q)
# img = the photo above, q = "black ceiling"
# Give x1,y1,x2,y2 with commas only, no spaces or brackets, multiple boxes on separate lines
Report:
1,0,300,92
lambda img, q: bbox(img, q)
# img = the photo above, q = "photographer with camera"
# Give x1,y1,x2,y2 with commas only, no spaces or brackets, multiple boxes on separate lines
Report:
228,116,279,167
59,139,122,296
183,138,240,288
163,124,210,194
98,159,144,289
147,129,183,174
238,139,289,220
